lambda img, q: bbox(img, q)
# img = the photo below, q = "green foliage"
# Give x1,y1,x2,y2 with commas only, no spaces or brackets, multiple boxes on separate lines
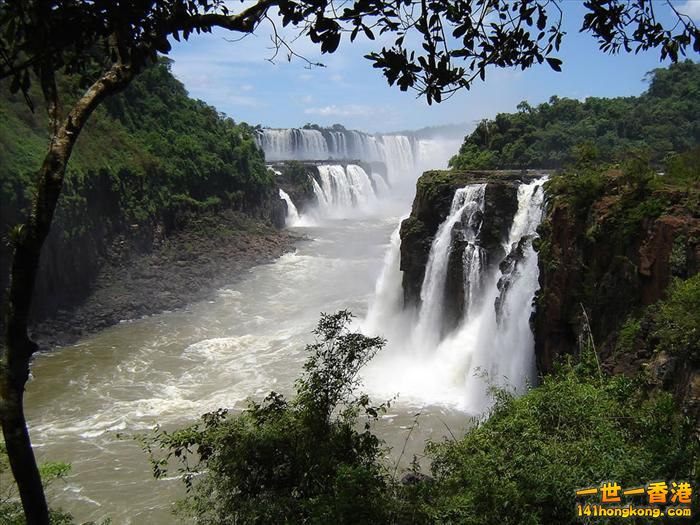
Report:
2,2,698,106
649,275,700,360
544,147,697,245
616,317,642,355
666,147,700,186
0,443,74,525
141,311,400,525
0,59,274,239
450,61,700,170
138,311,700,525
422,353,698,525
543,168,606,219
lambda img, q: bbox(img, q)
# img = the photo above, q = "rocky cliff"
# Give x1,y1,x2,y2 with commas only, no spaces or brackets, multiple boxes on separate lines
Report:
398,166,699,428
399,169,541,331
0,61,288,334
533,168,700,427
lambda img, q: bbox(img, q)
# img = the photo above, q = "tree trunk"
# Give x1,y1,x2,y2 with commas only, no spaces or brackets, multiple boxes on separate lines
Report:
0,61,135,525
1,380,48,524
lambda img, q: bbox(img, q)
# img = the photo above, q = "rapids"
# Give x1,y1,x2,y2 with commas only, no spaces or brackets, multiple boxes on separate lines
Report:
22,132,547,523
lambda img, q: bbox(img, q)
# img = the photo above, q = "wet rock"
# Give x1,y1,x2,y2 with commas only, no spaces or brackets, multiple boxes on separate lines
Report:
399,169,531,313
400,472,433,485
495,235,533,323
28,210,302,349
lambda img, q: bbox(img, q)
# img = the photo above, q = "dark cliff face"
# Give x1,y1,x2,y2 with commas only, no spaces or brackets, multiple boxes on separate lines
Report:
0,182,285,328
269,162,318,214
399,169,541,332
534,175,700,373
533,170,700,427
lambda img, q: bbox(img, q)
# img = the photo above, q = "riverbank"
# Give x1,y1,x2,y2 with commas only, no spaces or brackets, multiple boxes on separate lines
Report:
30,210,303,349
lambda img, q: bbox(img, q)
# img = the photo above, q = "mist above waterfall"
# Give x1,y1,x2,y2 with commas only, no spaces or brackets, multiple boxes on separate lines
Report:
264,126,544,416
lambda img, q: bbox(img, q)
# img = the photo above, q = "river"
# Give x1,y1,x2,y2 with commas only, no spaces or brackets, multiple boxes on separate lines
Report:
24,138,469,523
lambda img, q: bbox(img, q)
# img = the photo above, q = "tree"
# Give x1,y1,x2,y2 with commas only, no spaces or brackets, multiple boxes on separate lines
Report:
140,311,391,524
0,1,697,523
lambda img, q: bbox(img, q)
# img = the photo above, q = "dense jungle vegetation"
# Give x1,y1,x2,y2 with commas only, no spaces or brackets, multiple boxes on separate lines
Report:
449,60,700,170
140,305,698,525
0,58,272,234
2,56,699,525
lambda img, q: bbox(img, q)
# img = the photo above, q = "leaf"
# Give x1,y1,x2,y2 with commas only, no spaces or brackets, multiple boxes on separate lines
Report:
546,57,562,72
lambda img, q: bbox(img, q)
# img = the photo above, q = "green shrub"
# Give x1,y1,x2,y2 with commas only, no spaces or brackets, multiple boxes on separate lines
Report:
422,353,698,525
650,274,700,360
141,311,401,525
0,443,74,525
140,310,699,525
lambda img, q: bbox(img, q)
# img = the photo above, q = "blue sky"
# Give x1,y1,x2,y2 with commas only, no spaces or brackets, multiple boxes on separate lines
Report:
168,1,700,133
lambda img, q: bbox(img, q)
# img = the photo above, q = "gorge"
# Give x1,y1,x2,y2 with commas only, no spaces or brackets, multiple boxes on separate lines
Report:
3,60,698,525
21,127,481,522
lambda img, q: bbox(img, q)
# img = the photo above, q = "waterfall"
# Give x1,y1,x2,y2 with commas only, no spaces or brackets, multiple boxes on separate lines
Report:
362,177,547,413
346,164,376,207
412,184,486,351
380,135,416,184
313,164,376,213
371,173,390,196
257,128,463,219
258,129,330,161
255,128,417,170
363,221,407,337
278,189,300,226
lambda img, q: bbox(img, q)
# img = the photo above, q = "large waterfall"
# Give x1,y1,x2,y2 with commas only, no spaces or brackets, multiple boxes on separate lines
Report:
412,184,486,351
362,177,547,413
256,128,412,170
264,128,462,225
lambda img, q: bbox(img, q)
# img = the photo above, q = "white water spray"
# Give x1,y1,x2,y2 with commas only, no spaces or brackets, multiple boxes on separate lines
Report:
312,164,377,214
412,184,486,351
363,177,547,413
278,189,300,226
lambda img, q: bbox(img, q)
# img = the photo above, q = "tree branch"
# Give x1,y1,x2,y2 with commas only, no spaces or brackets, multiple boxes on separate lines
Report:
168,0,280,36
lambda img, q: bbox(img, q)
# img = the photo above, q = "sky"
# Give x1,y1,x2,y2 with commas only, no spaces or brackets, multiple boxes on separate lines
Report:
168,1,700,134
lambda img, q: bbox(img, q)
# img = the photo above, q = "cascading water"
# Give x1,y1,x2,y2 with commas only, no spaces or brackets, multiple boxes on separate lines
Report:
371,173,390,196
313,164,377,214
412,184,486,351
258,129,330,160
256,128,412,164
262,128,464,222
362,177,547,413
278,189,300,226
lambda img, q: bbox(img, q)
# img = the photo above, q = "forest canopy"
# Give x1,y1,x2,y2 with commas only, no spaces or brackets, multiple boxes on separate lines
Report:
449,60,700,170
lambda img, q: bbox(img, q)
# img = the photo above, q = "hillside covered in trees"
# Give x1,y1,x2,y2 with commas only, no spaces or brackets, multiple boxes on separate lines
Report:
0,59,283,325
449,60,700,170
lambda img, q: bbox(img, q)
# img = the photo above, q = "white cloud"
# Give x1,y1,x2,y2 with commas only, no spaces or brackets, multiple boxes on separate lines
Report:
240,84,254,92
301,95,313,104
678,1,700,20
330,74,344,82
304,104,375,117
